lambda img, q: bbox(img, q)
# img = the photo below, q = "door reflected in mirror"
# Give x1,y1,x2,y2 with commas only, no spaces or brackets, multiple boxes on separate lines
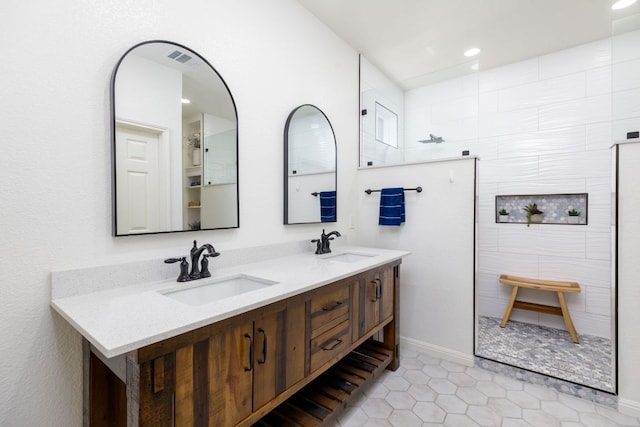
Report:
284,105,336,224
112,40,239,236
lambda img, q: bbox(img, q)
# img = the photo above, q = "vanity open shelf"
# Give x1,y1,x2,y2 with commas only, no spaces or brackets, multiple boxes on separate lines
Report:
87,259,401,426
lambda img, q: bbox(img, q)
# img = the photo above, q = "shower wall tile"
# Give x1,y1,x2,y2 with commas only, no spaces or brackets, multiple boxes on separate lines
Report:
568,310,612,338
612,117,640,140
495,178,586,196
612,28,640,63
498,72,586,112
479,90,498,115
477,272,499,298
539,39,611,80
586,177,611,206
478,252,539,276
588,205,613,232
479,58,539,93
586,232,611,261
497,126,586,159
432,95,478,123
538,150,611,180
479,157,539,183
479,106,539,138
539,257,611,288
613,87,640,119
539,93,612,130
613,57,640,92
586,286,612,317
477,296,515,320
586,122,613,151
587,66,612,97
478,227,499,253
498,228,586,258
470,137,498,160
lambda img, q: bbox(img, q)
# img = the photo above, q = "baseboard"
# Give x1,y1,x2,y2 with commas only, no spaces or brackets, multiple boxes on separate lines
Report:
400,336,474,367
618,397,640,418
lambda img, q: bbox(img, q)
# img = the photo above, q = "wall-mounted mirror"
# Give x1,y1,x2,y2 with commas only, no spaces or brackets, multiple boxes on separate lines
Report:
284,105,336,224
112,40,238,236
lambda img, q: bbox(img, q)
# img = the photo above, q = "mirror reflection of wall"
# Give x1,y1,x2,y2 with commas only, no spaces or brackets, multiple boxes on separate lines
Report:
360,55,479,167
112,41,238,236
284,105,337,225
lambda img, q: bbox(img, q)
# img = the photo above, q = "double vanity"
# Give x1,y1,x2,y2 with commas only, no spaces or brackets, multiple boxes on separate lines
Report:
51,243,408,426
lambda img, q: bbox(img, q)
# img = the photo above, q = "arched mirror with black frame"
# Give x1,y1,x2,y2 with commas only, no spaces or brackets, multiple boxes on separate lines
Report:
284,104,337,225
111,40,239,236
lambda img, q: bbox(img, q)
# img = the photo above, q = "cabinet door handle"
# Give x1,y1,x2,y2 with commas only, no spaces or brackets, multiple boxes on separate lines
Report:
377,278,382,300
323,339,342,351
257,328,267,364
322,301,343,311
243,333,253,372
370,279,379,302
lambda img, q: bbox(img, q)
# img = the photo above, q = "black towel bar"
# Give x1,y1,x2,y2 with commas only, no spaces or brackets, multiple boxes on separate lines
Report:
364,186,422,195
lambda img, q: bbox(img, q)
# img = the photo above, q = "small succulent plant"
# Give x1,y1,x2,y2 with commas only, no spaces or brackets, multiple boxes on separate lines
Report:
568,208,581,216
499,208,509,215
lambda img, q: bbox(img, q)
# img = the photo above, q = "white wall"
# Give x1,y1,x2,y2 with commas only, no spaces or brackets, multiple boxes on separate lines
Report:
354,159,476,364
0,0,358,425
287,173,335,224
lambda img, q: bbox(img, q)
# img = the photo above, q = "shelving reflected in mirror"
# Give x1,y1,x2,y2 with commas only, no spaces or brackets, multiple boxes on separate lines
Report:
112,40,238,236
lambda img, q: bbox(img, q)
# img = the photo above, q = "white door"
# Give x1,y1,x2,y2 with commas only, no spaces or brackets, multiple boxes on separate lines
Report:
116,125,161,234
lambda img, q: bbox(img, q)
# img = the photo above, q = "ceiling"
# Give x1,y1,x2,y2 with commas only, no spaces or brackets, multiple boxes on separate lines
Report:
295,0,640,85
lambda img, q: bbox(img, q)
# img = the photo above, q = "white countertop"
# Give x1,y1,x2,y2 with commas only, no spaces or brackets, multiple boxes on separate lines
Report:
51,246,409,358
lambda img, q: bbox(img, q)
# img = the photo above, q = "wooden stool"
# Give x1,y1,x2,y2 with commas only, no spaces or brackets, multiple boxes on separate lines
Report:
498,274,581,343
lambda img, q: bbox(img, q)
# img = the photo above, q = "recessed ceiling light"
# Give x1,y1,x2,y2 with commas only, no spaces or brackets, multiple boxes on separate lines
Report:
181,98,191,104
464,48,481,57
612,0,637,9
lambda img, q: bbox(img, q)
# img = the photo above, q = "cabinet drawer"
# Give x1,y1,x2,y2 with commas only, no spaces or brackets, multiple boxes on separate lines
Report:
309,320,351,373
310,284,350,337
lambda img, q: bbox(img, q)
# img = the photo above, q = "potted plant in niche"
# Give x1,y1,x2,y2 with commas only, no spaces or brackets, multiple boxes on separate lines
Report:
498,208,510,222
523,203,544,227
567,208,581,224
187,132,201,166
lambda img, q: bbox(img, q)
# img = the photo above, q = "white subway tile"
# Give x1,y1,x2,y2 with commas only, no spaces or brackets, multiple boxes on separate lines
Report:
586,122,613,151
498,126,586,159
538,150,611,180
539,93,612,130
498,73,586,112
587,204,613,232
472,137,498,160
479,58,539,93
586,232,611,261
477,272,499,298
612,28,640,63
613,87,640,120
539,39,611,79
479,227,499,253
586,286,612,316
539,257,610,288
586,177,613,206
613,117,640,141
496,178,586,195
479,90,498,115
479,157,539,183
432,96,478,123
568,310,611,339
498,228,586,258
613,58,640,92
587,66,612,97
479,107,539,138
478,252,539,277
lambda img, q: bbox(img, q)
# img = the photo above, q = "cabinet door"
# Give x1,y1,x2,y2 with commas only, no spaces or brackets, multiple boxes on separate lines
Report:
362,272,381,336
380,267,395,321
208,321,254,426
253,301,305,410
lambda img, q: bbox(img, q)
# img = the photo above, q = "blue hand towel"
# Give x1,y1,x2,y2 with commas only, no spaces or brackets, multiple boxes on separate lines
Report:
379,187,405,226
319,191,336,222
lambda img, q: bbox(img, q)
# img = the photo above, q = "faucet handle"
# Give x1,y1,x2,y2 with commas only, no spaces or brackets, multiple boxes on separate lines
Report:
164,257,190,282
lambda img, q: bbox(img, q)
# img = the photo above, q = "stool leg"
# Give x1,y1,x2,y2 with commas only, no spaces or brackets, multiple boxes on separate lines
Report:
500,286,519,328
557,292,579,344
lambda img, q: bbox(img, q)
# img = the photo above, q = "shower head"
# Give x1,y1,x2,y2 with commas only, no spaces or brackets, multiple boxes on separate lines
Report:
418,133,444,144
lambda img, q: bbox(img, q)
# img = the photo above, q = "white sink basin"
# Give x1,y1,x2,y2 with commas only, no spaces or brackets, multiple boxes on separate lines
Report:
321,252,375,263
160,274,278,306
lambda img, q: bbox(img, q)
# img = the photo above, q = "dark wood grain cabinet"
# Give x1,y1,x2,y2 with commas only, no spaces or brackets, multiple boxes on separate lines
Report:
87,260,400,426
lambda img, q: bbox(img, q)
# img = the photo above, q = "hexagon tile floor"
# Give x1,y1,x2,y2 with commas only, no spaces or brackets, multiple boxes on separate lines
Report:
331,347,640,427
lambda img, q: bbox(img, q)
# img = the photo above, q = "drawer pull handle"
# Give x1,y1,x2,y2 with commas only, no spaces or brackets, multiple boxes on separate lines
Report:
258,328,267,364
323,339,342,351
322,301,343,312
243,333,253,372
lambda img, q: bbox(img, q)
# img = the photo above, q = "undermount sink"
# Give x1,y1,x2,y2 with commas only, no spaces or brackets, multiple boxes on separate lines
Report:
321,252,375,263
160,274,278,306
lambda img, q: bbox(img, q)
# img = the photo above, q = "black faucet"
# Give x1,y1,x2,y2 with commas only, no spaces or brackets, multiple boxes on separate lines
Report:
164,240,220,282
312,229,341,254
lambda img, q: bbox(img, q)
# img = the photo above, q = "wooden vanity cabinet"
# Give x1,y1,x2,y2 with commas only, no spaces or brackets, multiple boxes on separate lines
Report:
87,260,400,427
